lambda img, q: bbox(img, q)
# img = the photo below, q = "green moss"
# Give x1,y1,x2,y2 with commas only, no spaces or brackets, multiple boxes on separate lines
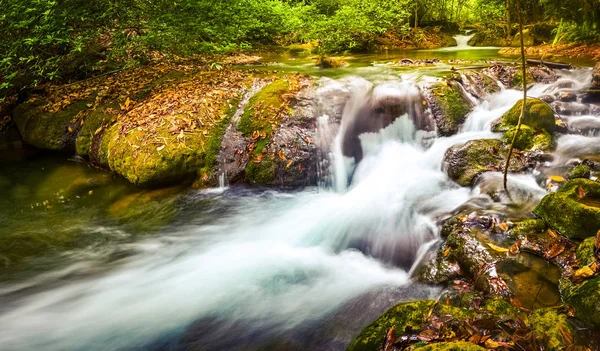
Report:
436,303,475,320
12,99,91,150
431,82,471,136
107,124,200,187
76,103,118,156
199,96,240,177
510,69,535,89
245,156,275,185
533,179,600,239
502,124,551,151
560,276,600,328
414,341,485,351
346,300,436,351
529,308,574,349
238,79,290,137
509,218,546,238
495,98,556,133
97,124,118,167
482,297,519,318
446,138,527,187
576,237,597,267
568,164,592,179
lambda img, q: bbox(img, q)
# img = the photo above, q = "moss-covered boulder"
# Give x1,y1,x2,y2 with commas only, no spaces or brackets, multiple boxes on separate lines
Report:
427,82,472,136
576,237,597,266
493,98,557,133
316,56,348,68
592,62,600,90
76,103,118,156
533,179,600,239
12,99,91,150
528,308,575,349
568,164,592,179
560,276,600,328
414,342,486,351
346,300,436,351
444,139,528,187
502,124,551,151
510,28,534,47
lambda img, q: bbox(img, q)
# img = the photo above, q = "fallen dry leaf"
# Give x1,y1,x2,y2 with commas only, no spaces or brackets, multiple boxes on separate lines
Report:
488,243,509,253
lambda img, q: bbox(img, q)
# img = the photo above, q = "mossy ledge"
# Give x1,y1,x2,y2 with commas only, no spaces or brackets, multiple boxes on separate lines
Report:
533,179,600,239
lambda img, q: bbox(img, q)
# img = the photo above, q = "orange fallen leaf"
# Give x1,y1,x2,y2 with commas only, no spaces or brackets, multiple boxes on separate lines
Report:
498,223,509,231
549,175,566,182
574,265,595,280
286,160,293,168
278,150,287,160
443,248,451,257
576,186,586,199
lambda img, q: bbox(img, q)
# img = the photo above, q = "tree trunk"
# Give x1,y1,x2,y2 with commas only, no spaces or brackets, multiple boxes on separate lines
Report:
415,3,419,29
505,0,511,39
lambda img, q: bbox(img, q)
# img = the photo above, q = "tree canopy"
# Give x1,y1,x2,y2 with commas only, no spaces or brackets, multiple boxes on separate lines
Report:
1,0,599,98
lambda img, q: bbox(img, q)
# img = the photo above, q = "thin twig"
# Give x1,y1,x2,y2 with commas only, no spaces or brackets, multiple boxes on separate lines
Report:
503,0,527,192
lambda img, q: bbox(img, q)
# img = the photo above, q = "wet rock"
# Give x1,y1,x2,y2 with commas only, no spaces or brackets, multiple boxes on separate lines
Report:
345,300,437,351
559,91,577,102
456,70,502,99
592,62,600,90
575,237,597,267
424,81,472,136
492,98,557,134
502,124,552,151
534,179,600,239
0,123,23,153
444,139,529,187
568,164,592,179
510,29,534,47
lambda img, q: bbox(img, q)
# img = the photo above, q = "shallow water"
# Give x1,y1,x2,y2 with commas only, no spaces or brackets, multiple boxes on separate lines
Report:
0,48,598,350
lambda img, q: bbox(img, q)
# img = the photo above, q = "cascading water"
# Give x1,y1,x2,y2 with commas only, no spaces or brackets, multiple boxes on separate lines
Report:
453,34,475,49
0,63,597,351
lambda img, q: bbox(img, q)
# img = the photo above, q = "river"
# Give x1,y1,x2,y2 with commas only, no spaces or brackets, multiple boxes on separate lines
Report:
0,45,597,350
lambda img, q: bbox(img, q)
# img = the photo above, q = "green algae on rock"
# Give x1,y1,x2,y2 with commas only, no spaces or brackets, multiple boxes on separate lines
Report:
502,124,552,151
533,179,600,239
493,98,556,133
576,237,597,267
346,300,436,351
75,103,119,156
528,308,575,350
444,138,528,187
428,82,471,136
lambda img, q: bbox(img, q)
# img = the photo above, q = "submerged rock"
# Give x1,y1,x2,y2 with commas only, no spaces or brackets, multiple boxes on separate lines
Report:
444,139,528,187
534,179,600,239
492,98,557,133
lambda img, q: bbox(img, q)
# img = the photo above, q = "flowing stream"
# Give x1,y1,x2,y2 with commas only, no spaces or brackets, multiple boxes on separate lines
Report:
0,50,597,350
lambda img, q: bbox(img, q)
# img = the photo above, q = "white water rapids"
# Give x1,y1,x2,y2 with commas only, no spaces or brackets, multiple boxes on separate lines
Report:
0,67,596,351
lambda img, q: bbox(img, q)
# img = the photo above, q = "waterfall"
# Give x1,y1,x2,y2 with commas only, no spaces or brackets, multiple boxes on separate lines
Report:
453,33,475,48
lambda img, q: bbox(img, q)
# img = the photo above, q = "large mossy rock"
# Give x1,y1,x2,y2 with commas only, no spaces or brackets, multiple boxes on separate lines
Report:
12,99,91,150
493,98,556,133
75,103,118,156
533,179,600,239
444,139,528,187
346,300,436,351
560,276,600,328
427,82,471,136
